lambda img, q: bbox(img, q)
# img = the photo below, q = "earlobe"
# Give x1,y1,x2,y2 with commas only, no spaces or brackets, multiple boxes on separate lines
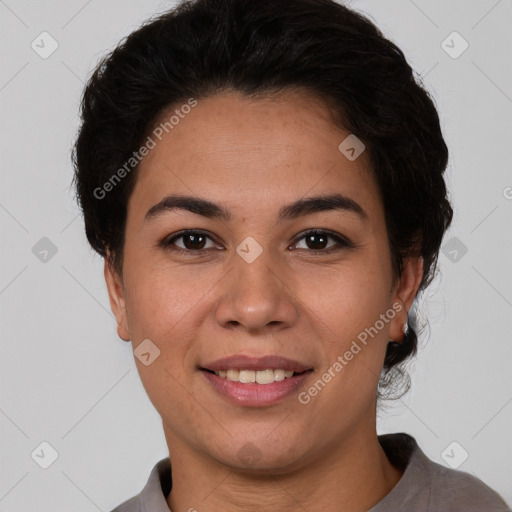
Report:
103,255,131,342
389,256,423,343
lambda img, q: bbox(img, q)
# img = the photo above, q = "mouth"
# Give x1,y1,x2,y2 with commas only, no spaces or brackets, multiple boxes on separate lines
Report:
199,355,314,407
201,368,309,384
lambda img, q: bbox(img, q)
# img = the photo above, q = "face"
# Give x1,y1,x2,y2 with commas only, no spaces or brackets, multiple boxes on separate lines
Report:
105,90,422,472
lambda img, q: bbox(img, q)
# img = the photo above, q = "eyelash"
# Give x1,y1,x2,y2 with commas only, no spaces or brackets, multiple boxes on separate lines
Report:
160,229,353,256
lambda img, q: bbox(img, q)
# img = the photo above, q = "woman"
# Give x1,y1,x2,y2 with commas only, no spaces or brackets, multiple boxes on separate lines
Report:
72,0,510,510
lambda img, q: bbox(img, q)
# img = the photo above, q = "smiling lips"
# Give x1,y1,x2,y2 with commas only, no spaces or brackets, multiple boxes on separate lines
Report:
201,354,313,406
202,354,312,373
214,368,295,384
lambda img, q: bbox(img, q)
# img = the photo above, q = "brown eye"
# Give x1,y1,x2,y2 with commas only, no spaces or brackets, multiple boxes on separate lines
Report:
303,232,330,250
161,230,219,253
292,229,352,253
177,232,207,250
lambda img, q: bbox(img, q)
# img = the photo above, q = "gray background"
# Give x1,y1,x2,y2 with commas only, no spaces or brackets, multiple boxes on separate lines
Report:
1,0,511,510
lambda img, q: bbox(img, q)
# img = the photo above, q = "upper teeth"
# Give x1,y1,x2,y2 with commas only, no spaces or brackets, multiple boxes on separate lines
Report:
214,369,295,384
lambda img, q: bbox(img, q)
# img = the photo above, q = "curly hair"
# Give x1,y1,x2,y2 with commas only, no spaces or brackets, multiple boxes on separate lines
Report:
72,0,453,400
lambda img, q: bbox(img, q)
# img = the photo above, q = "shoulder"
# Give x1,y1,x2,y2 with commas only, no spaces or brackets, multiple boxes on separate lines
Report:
108,457,173,512
424,456,510,511
110,495,139,512
376,433,510,512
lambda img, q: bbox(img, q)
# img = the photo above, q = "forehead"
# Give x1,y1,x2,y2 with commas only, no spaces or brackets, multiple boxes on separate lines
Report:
128,91,381,222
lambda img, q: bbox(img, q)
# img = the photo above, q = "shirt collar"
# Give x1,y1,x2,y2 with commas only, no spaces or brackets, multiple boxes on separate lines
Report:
138,457,173,512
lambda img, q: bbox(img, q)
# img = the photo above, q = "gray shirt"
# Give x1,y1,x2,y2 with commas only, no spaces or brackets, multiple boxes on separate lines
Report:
111,433,510,512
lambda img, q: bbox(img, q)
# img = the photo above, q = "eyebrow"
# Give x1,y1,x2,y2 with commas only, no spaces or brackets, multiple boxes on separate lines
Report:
144,193,367,223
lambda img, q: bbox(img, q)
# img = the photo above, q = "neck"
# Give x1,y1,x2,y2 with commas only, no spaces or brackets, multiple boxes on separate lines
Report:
164,422,403,512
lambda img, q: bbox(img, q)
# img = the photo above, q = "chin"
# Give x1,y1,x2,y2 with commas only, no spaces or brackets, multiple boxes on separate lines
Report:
209,439,313,475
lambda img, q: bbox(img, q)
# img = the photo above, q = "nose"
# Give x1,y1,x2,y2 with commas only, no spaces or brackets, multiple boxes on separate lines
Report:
214,248,298,334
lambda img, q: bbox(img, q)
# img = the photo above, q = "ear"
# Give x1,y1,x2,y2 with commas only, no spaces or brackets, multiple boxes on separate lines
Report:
104,254,131,342
388,256,423,343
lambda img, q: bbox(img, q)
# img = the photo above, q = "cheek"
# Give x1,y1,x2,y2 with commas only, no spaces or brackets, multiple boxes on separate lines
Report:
295,255,392,342
296,262,392,427
121,263,203,419
121,253,215,343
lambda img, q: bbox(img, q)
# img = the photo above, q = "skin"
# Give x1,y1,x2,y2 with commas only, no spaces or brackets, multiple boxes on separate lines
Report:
105,90,423,512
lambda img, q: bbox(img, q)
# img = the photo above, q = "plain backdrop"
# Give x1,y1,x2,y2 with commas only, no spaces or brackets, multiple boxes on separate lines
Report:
1,0,511,510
